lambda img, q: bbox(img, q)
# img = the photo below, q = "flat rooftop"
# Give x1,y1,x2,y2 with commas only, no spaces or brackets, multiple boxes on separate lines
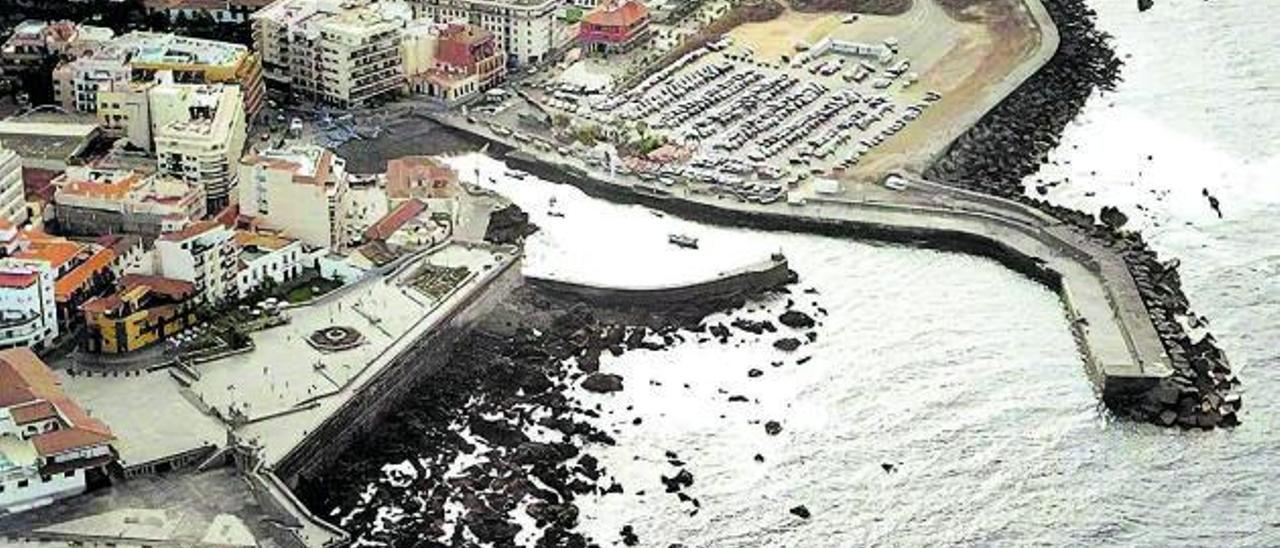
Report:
123,32,248,68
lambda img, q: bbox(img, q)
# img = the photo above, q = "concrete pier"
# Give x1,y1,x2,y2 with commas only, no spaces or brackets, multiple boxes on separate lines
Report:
433,115,1173,399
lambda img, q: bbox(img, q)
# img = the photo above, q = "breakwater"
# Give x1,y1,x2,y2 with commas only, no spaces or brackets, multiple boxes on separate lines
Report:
527,254,796,307
924,0,1239,427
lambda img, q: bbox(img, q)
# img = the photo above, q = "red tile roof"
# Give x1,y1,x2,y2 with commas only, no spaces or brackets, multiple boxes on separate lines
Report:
55,247,115,302
0,348,59,409
584,0,649,28
159,220,220,242
11,401,58,425
365,199,426,242
0,349,115,457
0,269,38,289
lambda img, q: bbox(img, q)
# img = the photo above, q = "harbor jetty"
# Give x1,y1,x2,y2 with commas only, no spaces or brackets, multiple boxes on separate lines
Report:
428,107,1236,428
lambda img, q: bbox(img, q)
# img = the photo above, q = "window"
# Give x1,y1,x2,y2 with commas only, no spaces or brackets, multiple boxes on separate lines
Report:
65,470,74,478
17,480,28,488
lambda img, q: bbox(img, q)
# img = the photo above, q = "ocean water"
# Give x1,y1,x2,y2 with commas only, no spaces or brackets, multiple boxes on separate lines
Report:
346,1,1279,545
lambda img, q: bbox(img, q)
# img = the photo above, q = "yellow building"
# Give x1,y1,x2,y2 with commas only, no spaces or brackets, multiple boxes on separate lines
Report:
80,274,197,354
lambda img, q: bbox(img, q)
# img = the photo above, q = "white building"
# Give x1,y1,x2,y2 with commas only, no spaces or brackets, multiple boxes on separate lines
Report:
239,144,350,250
155,221,241,305
411,0,565,66
233,231,304,299
0,348,116,514
0,144,28,228
0,260,57,351
152,83,248,214
252,0,410,107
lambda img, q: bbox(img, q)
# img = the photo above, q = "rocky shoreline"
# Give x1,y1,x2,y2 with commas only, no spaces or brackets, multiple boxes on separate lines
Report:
295,268,809,546
925,0,1240,428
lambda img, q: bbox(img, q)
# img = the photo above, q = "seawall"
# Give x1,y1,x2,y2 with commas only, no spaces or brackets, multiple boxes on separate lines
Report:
526,254,795,307
231,246,525,548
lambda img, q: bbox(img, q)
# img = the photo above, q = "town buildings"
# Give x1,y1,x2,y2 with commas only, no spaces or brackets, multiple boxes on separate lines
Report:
404,23,506,104
155,220,241,305
52,167,207,239
238,144,350,250
410,0,563,67
49,32,265,120
0,259,58,351
13,232,118,332
579,0,651,55
0,143,29,228
0,20,114,78
80,274,198,354
252,0,410,108
151,83,248,213
0,348,116,514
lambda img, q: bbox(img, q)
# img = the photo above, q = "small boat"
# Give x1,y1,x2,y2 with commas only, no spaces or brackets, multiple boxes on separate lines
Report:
668,234,699,249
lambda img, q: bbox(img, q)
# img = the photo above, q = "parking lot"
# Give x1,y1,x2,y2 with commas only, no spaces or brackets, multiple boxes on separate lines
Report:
524,0,1047,201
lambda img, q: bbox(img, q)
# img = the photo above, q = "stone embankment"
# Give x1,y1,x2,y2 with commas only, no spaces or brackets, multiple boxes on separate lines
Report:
925,0,1239,428
526,254,796,308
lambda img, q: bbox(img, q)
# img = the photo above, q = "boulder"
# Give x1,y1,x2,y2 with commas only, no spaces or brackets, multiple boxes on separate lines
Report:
789,505,811,519
778,310,815,329
581,373,624,393
773,338,801,352
764,421,783,436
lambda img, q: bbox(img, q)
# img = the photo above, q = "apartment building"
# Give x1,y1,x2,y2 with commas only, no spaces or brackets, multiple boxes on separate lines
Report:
411,0,564,67
0,260,57,351
0,144,28,228
51,46,131,114
238,144,350,250
52,167,207,239
404,22,507,104
252,0,409,107
0,348,116,514
152,83,248,213
155,220,241,305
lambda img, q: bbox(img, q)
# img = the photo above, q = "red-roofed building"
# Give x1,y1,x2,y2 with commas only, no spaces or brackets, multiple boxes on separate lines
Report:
579,0,651,55
405,23,507,105
0,348,116,513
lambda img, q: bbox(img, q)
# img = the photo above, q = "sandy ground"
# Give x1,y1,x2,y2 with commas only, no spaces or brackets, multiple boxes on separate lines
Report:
730,10,844,59
855,0,1043,179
